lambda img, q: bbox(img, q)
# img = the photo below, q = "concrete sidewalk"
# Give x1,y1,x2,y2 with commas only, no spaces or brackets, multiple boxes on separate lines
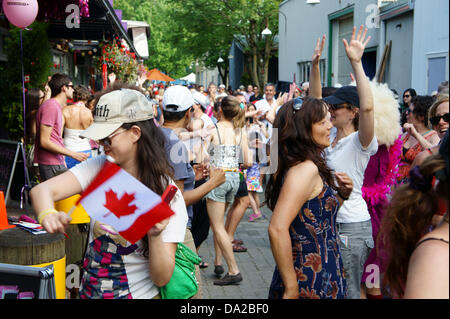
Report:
197,199,275,299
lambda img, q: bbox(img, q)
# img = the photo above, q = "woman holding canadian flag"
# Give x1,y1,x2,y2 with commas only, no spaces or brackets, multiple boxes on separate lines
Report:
30,84,189,299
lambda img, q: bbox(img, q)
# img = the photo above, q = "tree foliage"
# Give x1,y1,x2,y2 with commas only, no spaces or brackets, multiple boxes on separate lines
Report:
114,0,281,86
0,22,52,141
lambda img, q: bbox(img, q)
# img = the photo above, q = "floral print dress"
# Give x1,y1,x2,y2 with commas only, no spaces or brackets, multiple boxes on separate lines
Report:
269,185,348,299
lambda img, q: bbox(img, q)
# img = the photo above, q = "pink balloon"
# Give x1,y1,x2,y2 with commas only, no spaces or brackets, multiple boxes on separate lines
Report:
2,0,39,29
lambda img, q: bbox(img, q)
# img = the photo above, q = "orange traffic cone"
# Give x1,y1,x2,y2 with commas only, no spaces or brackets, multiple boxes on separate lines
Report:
0,191,15,230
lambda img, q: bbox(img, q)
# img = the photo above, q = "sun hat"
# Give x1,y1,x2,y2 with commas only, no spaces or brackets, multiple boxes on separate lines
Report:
162,85,194,112
80,88,154,141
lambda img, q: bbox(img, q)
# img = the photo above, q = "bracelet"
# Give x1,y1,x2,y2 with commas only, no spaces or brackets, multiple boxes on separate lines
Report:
38,208,58,225
337,190,350,201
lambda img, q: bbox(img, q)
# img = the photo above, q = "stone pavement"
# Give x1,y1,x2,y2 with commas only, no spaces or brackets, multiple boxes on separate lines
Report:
197,194,275,299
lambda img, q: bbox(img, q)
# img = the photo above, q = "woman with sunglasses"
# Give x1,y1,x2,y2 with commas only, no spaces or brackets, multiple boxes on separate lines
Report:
310,26,378,299
266,34,353,299
398,95,440,184
413,94,449,167
400,89,417,127
30,85,188,299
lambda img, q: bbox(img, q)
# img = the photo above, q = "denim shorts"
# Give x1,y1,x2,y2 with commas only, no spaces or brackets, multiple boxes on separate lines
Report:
205,171,240,203
336,219,374,299
39,164,68,182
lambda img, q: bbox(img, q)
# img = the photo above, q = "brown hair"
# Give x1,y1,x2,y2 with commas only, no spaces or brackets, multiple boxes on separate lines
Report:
73,85,91,103
379,155,448,298
428,93,449,126
265,98,338,211
48,73,72,97
220,95,245,129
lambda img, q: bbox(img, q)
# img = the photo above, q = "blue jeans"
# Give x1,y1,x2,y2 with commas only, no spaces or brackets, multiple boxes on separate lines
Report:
336,220,374,299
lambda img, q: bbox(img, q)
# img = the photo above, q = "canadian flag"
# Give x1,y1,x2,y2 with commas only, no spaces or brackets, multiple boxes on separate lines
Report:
75,159,175,244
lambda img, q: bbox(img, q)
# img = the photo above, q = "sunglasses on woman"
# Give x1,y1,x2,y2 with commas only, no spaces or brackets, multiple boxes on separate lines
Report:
99,129,127,147
430,113,450,126
329,103,352,111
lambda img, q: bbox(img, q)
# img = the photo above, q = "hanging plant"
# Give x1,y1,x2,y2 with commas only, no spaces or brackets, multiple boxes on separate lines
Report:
94,39,139,84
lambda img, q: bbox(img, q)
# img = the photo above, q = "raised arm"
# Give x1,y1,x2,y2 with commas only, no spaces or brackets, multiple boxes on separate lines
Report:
30,170,83,233
343,25,374,148
309,35,326,99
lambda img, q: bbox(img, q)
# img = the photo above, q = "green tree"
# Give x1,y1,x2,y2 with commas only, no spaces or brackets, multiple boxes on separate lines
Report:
169,0,281,88
0,22,52,141
114,0,193,79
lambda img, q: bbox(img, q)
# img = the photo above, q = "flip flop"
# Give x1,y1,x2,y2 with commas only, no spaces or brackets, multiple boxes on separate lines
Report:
198,256,209,268
248,212,262,222
233,243,247,253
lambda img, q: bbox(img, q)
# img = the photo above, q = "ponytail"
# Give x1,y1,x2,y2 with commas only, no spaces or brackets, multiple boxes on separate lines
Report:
232,106,245,129
221,96,245,129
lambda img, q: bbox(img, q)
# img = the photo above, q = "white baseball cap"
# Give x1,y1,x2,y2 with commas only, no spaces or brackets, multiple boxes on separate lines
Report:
80,89,154,141
192,91,209,109
162,85,194,112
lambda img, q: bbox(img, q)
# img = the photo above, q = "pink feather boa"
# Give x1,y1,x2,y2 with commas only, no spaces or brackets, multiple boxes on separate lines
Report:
362,136,402,206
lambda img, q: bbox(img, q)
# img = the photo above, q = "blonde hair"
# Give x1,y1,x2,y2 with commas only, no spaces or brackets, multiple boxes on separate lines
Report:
348,80,402,146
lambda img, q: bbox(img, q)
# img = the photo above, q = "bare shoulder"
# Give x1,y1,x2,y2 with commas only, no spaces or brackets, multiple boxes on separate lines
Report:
283,161,320,191
404,235,449,298
287,160,319,177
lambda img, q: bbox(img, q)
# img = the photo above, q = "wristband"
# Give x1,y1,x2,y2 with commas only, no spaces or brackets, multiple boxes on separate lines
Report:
337,190,350,201
38,208,58,225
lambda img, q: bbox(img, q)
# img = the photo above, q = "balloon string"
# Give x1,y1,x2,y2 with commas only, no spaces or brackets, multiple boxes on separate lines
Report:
20,29,30,209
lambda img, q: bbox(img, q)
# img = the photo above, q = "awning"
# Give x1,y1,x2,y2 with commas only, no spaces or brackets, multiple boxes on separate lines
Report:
39,0,142,59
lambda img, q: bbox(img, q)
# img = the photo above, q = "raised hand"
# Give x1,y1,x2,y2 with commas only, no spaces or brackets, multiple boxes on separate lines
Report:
108,72,116,85
342,25,371,63
312,35,326,65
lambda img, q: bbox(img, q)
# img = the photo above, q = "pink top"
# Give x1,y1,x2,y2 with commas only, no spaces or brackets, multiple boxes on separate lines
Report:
34,98,65,165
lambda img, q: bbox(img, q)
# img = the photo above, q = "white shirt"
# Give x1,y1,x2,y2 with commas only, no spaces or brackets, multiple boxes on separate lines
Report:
255,98,276,139
325,131,378,223
70,155,187,299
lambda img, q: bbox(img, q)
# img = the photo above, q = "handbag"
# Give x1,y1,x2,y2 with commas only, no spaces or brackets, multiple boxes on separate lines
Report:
160,242,201,299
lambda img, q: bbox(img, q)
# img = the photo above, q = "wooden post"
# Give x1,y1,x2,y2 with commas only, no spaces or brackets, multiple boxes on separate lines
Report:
376,40,392,83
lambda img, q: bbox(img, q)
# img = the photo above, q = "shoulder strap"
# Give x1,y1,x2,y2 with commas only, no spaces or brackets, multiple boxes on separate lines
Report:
214,123,222,144
415,237,449,248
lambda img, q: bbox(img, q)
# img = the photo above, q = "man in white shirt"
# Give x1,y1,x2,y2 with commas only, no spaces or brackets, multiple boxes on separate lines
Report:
255,83,276,140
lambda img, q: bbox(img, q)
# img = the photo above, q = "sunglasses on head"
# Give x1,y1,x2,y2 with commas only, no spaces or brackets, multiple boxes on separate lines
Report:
430,113,450,126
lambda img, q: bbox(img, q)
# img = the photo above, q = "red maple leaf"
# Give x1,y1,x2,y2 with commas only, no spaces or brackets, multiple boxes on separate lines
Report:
103,189,138,218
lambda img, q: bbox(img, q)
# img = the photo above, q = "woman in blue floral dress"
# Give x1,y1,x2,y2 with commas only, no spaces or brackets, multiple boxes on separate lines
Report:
266,33,352,300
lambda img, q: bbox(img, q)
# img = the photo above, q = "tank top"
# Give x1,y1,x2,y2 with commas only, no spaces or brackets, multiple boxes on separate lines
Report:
208,124,242,169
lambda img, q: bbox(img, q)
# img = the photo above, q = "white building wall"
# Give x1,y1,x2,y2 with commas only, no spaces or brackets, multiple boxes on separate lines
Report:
411,0,449,95
279,0,379,86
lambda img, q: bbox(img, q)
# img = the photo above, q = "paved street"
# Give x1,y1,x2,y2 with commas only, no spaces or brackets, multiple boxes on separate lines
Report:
6,193,277,300
198,194,275,299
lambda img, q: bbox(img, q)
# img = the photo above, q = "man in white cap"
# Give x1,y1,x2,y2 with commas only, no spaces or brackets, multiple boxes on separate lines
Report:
161,85,226,297
216,84,228,100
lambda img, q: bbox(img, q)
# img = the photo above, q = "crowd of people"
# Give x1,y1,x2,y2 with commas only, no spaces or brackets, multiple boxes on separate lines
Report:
23,25,448,299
